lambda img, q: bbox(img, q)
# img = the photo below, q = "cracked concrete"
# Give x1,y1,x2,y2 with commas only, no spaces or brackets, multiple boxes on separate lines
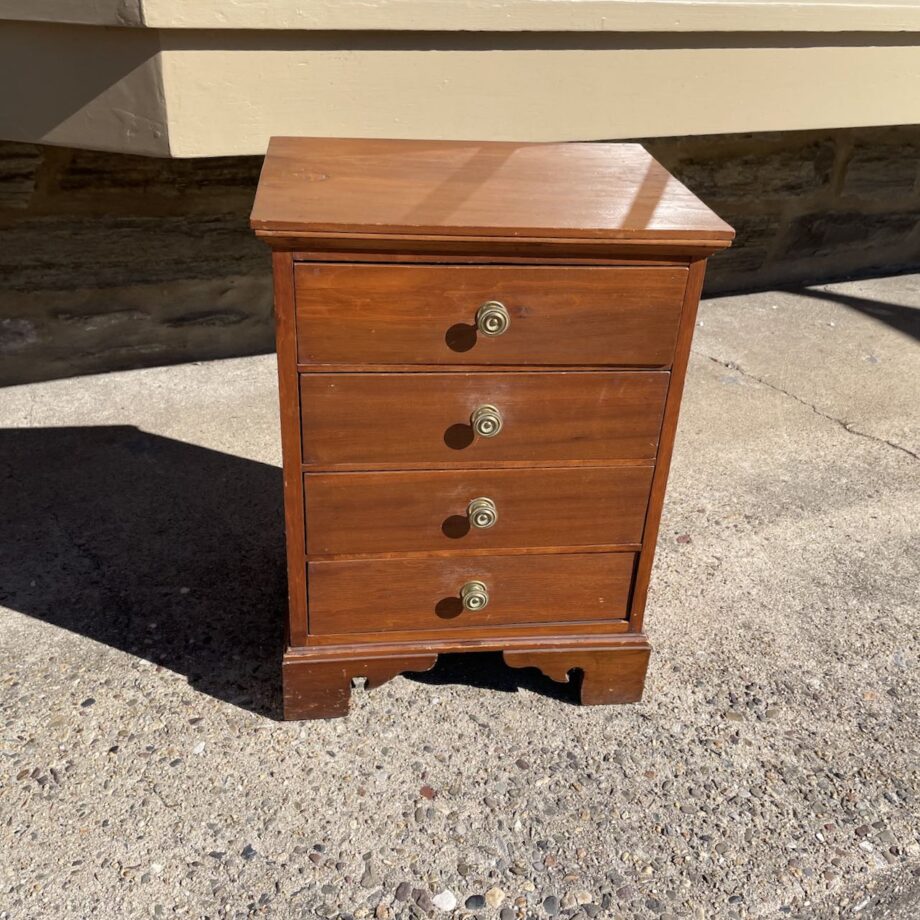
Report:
692,272,920,460
0,273,918,919
694,352,919,463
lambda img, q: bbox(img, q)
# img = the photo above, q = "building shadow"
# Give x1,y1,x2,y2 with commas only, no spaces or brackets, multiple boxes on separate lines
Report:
0,425,576,718
800,286,920,342
704,270,920,344
0,426,286,718
0,21,162,147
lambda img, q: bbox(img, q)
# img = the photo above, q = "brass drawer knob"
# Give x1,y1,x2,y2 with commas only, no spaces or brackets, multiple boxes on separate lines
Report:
467,496,498,529
460,580,489,611
476,301,510,336
470,404,503,438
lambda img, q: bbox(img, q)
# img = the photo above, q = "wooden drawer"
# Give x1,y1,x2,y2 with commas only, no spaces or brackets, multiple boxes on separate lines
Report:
294,264,687,367
304,465,654,555
307,552,635,634
300,371,669,468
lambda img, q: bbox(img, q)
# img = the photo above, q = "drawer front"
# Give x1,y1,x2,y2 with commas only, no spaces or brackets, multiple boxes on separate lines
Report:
305,466,654,555
300,371,669,467
307,552,635,634
294,264,687,366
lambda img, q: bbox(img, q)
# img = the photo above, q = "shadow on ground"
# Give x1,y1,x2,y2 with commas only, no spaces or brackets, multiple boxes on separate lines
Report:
0,426,287,718
0,426,574,718
408,651,580,704
794,285,920,342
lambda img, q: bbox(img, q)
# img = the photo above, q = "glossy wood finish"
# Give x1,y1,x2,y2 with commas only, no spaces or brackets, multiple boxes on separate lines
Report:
254,137,732,719
629,257,707,633
294,264,686,367
306,619,631,649
282,650,437,720
304,465,654,556
300,371,669,467
270,250,309,647
291,242,696,264
252,137,735,245
503,644,650,705
307,552,635,635
282,633,649,718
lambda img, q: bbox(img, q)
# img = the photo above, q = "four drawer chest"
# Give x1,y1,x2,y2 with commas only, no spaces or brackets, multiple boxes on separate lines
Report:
251,137,733,719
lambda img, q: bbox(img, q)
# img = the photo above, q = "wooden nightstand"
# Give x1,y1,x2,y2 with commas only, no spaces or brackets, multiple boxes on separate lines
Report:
251,137,733,719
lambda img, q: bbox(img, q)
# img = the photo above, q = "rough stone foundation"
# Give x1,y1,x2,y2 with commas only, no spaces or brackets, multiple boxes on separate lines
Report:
1,126,918,386
644,126,920,294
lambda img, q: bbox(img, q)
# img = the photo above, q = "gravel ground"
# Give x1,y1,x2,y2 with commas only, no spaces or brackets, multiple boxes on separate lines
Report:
1,274,918,919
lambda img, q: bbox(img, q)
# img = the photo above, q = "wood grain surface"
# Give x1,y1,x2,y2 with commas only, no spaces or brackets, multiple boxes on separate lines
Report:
504,645,651,704
629,257,709,633
304,465,654,555
282,651,437,719
282,634,650,716
294,263,687,366
269,251,310,647
253,136,733,718
251,137,735,244
300,371,669,467
307,551,636,635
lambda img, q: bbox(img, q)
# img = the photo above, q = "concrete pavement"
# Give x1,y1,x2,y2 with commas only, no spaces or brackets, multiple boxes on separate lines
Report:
1,273,917,919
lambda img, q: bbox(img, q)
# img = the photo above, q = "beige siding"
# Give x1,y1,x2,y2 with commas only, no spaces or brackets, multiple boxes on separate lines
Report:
1,4,919,156
3,0,920,31
163,38,920,156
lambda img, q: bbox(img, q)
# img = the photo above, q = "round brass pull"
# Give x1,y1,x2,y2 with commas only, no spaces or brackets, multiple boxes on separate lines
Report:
460,580,489,611
476,301,510,337
470,404,503,438
467,496,498,529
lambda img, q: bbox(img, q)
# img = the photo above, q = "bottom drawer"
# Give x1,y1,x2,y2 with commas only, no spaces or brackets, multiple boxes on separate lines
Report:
307,552,635,635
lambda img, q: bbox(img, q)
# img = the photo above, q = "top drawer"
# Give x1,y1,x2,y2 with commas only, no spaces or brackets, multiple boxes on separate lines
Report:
294,264,687,367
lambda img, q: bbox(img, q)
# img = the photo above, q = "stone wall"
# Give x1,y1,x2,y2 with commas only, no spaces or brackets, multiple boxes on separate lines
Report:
1,126,918,386
644,126,920,295
0,146,271,387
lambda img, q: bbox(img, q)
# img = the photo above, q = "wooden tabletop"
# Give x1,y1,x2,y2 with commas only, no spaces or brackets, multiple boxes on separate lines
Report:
250,137,734,244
